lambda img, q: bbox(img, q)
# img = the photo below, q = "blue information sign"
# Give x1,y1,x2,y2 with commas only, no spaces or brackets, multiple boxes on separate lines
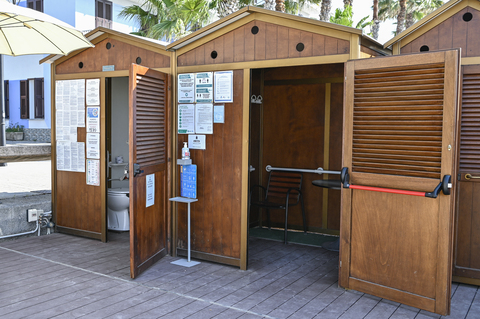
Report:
180,165,197,199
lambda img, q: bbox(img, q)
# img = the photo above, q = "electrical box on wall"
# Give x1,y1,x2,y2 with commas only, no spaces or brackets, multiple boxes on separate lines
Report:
27,209,38,222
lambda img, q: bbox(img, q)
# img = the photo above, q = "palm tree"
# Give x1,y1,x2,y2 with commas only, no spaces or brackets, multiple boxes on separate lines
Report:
372,0,379,40
276,0,285,12
216,0,240,17
396,0,406,34
320,0,332,21
119,0,211,41
379,0,443,35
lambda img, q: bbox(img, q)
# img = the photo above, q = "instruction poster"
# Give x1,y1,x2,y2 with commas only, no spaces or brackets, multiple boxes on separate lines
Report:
214,104,225,123
86,133,100,159
86,106,100,133
195,72,213,103
195,104,213,134
178,73,195,103
180,164,197,199
178,104,195,134
56,141,85,172
86,79,100,106
214,71,233,103
146,174,155,207
86,159,100,186
55,79,86,172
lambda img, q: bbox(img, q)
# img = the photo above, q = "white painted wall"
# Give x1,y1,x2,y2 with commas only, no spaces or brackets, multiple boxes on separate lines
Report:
110,77,129,189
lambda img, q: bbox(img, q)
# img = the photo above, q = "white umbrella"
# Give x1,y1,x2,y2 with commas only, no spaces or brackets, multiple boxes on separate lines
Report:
0,0,93,56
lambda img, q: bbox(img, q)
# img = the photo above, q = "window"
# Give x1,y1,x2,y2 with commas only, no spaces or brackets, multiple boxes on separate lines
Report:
95,0,113,29
20,78,44,119
20,80,28,119
4,81,8,119
27,0,43,12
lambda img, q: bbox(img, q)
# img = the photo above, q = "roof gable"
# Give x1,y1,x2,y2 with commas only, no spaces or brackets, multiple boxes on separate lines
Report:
177,20,350,67
384,0,480,49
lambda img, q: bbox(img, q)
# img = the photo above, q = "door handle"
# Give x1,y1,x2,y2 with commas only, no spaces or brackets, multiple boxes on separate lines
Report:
465,174,480,180
133,163,144,177
249,165,256,172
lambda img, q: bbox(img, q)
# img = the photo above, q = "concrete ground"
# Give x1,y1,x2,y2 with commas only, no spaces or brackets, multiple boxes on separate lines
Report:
1,140,51,199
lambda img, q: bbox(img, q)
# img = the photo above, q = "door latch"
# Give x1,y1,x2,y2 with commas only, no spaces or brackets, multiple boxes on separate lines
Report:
133,163,144,177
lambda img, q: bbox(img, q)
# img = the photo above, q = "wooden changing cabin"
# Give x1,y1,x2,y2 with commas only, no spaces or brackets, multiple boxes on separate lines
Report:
41,27,173,278
43,5,464,316
385,0,480,288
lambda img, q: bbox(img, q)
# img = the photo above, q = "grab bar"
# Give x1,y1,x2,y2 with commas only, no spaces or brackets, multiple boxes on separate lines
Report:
340,167,451,198
266,165,341,175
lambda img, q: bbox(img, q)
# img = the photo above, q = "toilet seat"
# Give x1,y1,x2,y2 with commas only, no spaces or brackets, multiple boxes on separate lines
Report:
108,188,129,195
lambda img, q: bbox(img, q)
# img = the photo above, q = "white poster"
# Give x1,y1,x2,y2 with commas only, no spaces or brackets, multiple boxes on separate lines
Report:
86,159,100,186
214,104,225,123
188,134,206,150
195,104,213,134
86,79,100,106
56,141,85,172
195,72,213,103
178,73,195,103
178,104,195,134
146,174,155,207
86,133,100,159
86,106,100,133
214,71,233,103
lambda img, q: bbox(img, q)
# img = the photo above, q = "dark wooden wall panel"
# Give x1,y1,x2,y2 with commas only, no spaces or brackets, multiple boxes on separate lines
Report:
178,21,350,67
327,82,343,230
177,70,244,259
401,6,480,57
256,64,344,231
56,38,170,74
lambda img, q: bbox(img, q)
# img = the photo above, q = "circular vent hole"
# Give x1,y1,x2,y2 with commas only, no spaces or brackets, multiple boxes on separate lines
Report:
296,43,305,52
463,12,473,22
106,42,112,50
420,45,429,52
136,57,142,64
78,62,84,69
211,51,218,59
251,26,259,34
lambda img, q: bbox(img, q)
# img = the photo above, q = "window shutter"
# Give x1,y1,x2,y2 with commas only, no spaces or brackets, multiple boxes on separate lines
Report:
20,80,29,119
4,80,8,119
34,78,44,119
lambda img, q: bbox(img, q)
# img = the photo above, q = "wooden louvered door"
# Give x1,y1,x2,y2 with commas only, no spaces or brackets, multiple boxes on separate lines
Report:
340,51,459,315
129,64,170,279
453,65,480,284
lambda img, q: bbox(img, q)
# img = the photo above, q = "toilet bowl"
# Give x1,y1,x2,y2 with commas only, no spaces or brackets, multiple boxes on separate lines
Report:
107,188,130,231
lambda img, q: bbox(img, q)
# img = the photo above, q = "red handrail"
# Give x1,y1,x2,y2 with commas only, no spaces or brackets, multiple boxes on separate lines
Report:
348,185,426,197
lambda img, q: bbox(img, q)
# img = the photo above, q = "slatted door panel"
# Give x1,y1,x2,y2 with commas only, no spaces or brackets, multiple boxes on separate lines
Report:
453,66,480,283
352,63,444,179
129,64,169,279
459,72,480,173
341,50,459,315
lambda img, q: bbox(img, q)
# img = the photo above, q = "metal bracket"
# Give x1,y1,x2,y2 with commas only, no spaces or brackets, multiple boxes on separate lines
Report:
133,163,144,177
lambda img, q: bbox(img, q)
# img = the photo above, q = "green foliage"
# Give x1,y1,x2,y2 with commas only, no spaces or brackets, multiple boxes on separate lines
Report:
6,123,24,132
329,5,372,33
330,5,354,27
119,0,212,41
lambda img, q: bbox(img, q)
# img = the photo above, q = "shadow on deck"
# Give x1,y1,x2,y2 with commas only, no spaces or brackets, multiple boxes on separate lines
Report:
0,232,478,318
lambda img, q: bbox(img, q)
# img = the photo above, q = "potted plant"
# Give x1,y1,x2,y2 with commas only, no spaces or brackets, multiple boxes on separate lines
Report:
5,122,24,141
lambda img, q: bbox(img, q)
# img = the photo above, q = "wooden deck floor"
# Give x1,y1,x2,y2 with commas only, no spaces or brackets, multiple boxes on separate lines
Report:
0,232,479,319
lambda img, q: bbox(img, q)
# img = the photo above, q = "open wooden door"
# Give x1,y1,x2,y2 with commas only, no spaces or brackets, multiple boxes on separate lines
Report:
453,65,480,284
340,50,459,315
129,64,170,279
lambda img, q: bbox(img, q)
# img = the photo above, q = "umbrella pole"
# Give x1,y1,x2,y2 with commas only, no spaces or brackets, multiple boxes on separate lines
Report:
0,54,6,166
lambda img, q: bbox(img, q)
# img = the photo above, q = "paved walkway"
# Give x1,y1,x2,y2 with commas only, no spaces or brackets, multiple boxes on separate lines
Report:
0,233,479,319
0,140,51,199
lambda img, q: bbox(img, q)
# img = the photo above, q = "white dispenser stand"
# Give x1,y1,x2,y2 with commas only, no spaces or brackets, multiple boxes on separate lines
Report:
169,159,200,267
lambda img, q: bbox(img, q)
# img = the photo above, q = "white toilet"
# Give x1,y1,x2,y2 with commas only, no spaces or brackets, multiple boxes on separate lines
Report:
107,188,130,231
